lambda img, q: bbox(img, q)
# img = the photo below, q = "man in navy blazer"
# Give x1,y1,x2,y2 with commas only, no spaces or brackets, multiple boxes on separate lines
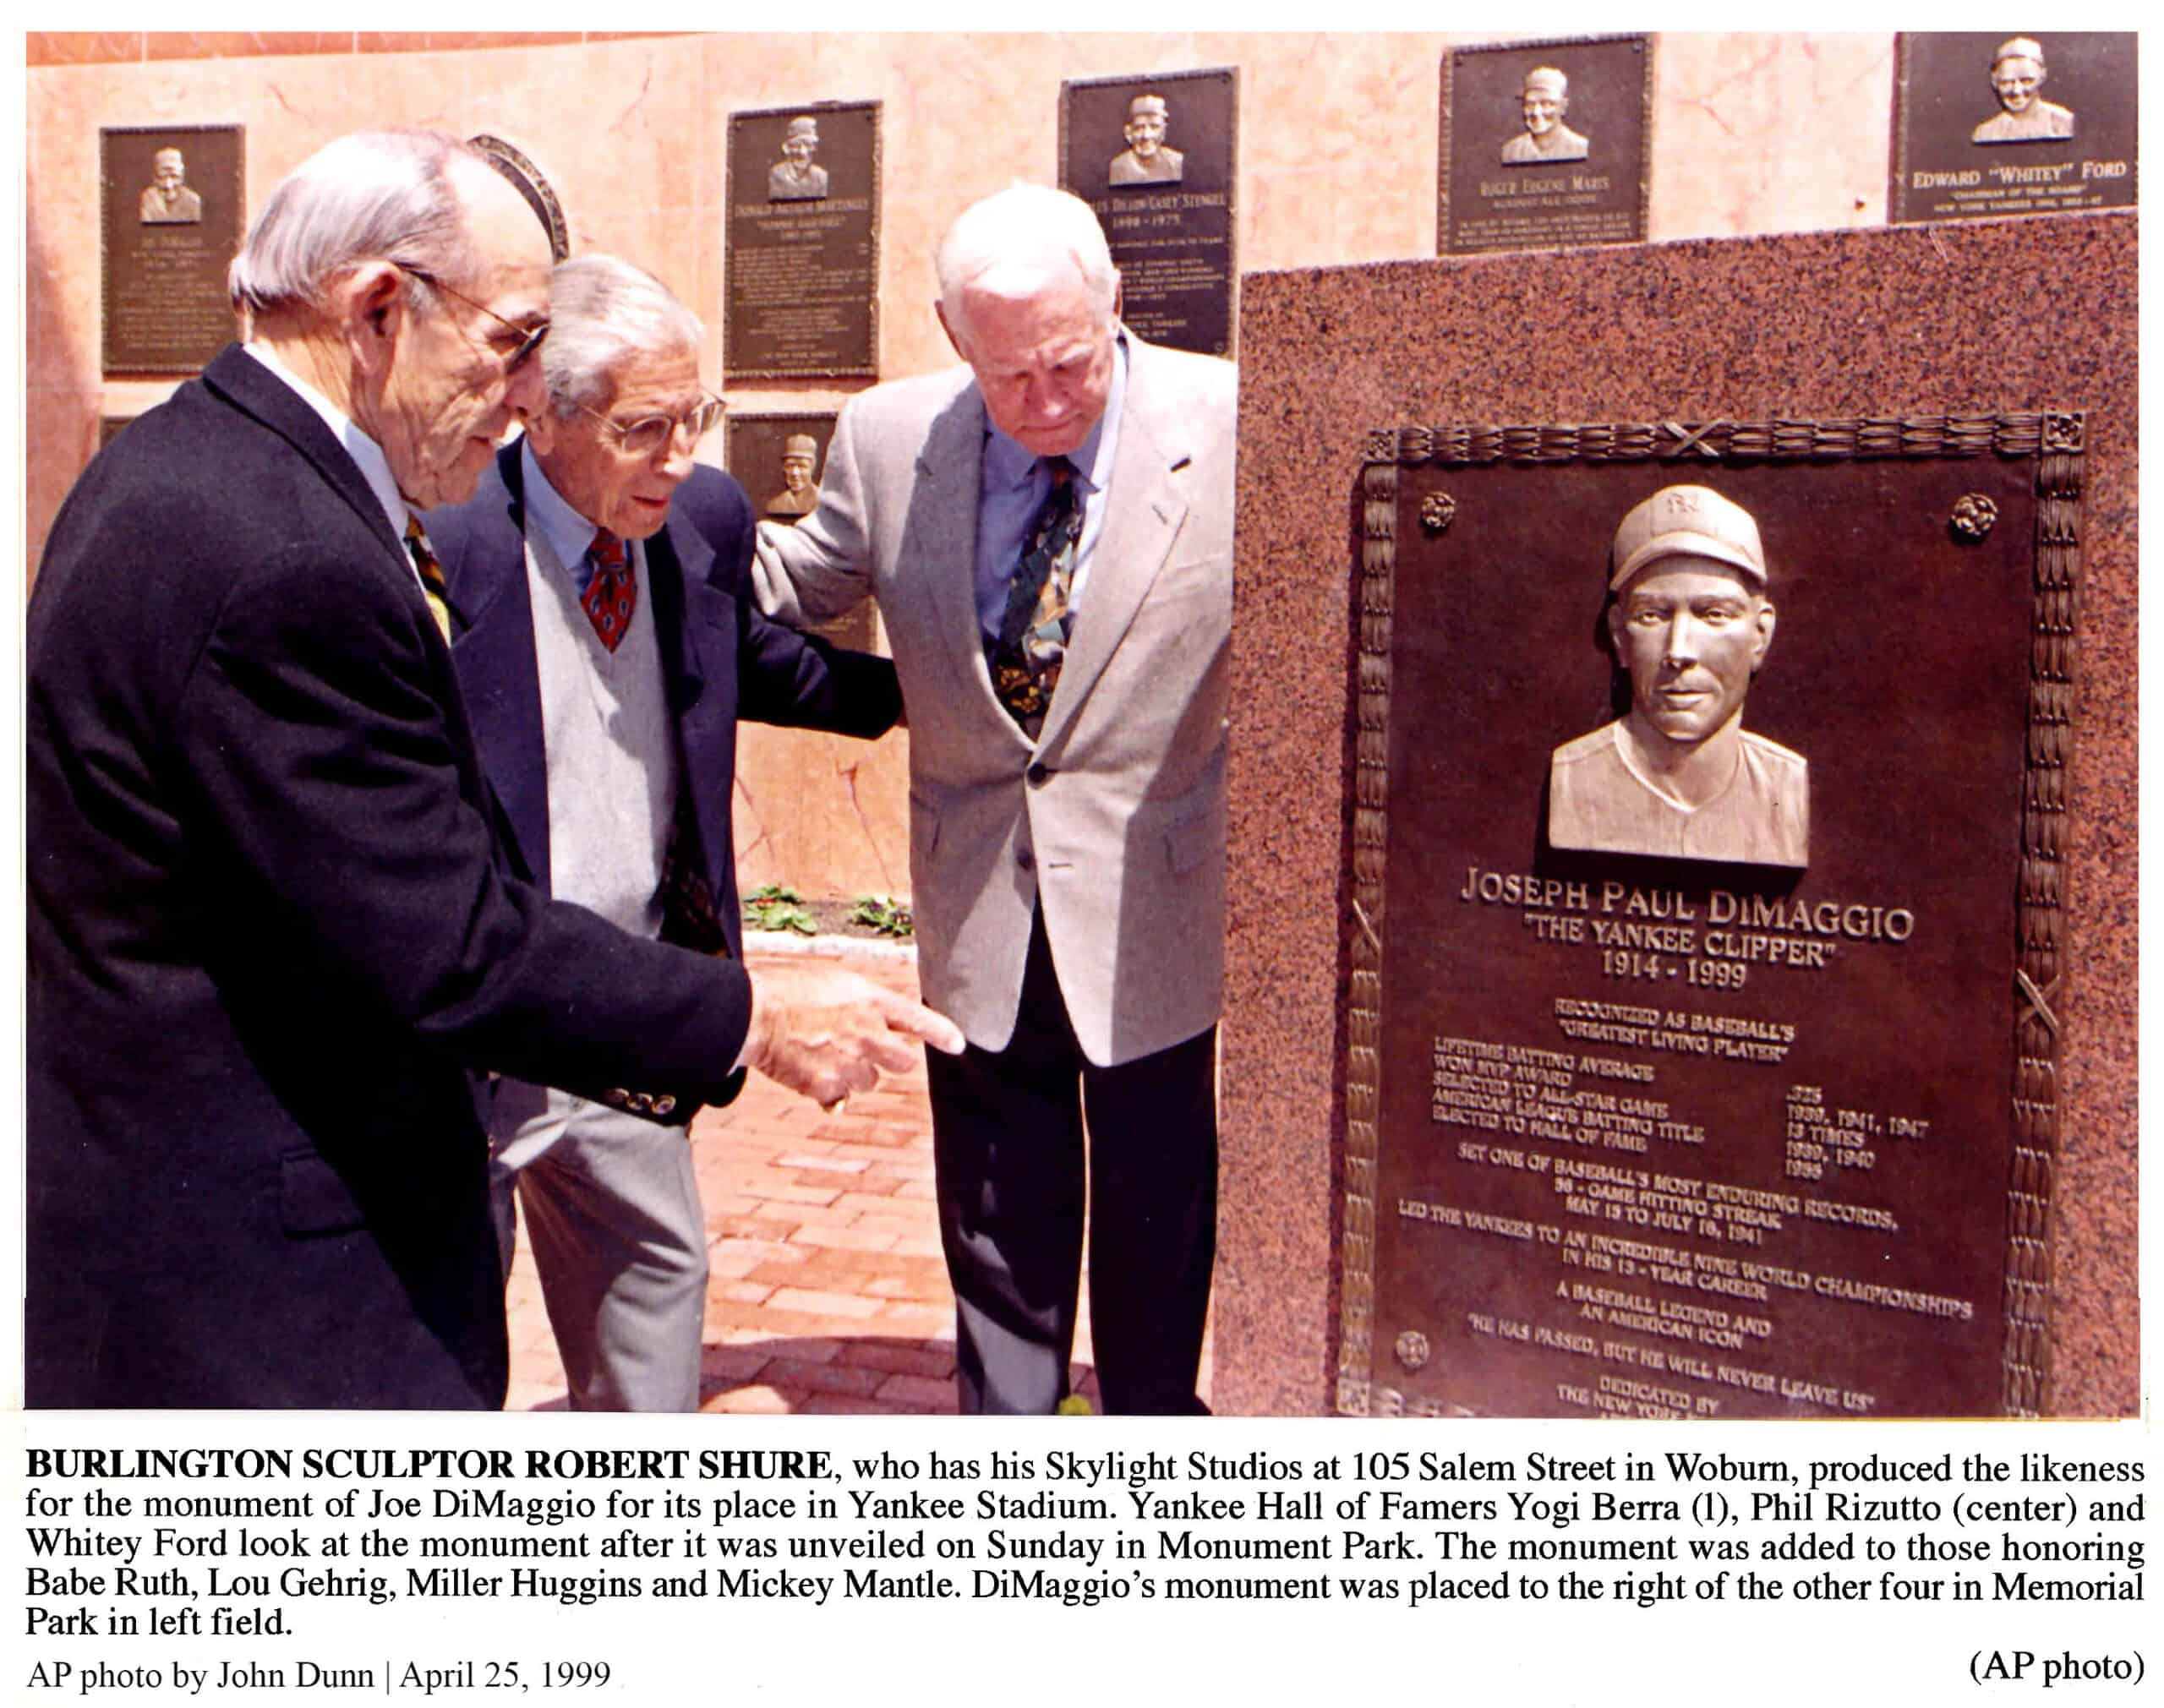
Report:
25,133,953,1410
426,254,901,1409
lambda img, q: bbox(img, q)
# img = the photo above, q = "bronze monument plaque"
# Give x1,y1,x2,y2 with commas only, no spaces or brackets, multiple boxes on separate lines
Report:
724,103,880,380
1339,412,2085,1420
1440,36,1652,255
1059,68,1238,357
1892,32,2137,225
101,125,244,375
724,413,877,653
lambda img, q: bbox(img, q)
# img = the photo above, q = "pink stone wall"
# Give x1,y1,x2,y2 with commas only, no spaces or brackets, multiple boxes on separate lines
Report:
1221,213,2135,1416
25,32,1904,901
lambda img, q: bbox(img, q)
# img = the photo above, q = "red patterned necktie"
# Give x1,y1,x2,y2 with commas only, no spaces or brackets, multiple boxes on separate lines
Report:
582,528,635,652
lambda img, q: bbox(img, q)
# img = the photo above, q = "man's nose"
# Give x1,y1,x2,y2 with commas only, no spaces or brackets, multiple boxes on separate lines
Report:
503,354,547,423
1662,614,1701,664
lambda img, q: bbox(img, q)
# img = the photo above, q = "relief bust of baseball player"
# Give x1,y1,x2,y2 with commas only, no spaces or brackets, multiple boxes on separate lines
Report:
1549,483,1807,867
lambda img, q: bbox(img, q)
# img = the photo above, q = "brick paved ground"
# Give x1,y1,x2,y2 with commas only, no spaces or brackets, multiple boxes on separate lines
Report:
506,944,1210,1414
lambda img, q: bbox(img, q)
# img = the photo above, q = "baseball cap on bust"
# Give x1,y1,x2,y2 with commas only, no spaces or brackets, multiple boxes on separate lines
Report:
1609,484,1767,592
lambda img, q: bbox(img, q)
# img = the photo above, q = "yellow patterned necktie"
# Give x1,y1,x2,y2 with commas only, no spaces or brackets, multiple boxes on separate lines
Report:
404,516,453,642
986,456,1082,735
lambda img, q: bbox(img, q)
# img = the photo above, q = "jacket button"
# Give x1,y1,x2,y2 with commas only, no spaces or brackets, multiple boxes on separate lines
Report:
1026,761,1049,785
1016,848,1036,872
653,1095,677,1117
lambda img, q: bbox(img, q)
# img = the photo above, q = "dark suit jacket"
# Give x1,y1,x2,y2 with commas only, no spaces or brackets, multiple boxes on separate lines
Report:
25,346,763,1409
426,445,900,991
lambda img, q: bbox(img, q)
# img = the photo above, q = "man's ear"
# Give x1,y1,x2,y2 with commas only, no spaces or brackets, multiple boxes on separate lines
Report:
1751,598,1777,671
1111,273,1124,325
524,409,555,457
340,262,407,380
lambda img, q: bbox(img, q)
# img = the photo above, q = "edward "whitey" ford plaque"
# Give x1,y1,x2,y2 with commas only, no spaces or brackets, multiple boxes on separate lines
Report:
1339,412,2084,1420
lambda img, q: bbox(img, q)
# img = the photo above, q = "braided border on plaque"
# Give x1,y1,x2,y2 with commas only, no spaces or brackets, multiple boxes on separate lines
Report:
2004,419,2082,1416
1336,455,1396,1418
1341,411,2082,1421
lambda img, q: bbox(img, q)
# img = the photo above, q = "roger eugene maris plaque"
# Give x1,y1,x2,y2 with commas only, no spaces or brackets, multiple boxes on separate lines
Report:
1892,33,2137,226
1440,36,1651,255
724,412,877,652
101,125,244,374
724,102,880,379
1058,68,1238,357
1339,412,2085,1420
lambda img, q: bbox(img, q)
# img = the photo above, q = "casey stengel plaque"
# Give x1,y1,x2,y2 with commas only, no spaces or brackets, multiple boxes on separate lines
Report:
1892,32,2137,225
724,103,879,379
1059,68,1238,357
101,125,244,374
1440,36,1652,255
723,412,877,652
1339,412,2085,1419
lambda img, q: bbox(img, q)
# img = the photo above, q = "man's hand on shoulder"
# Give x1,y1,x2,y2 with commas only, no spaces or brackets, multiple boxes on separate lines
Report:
742,962,965,1109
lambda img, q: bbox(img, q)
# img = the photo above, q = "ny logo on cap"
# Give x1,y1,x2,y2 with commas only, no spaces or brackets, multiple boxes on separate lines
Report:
1659,488,1708,522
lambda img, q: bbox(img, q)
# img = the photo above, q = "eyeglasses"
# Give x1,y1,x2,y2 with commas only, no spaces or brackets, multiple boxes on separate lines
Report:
578,394,726,459
397,263,549,374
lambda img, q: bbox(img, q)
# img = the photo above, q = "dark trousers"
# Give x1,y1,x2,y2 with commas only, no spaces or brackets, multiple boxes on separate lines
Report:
926,908,1216,1415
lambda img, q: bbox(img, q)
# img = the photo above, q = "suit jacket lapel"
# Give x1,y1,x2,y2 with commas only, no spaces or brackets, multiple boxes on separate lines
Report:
1036,344,1189,756
908,388,1013,724
649,512,740,913
445,448,551,888
202,344,408,573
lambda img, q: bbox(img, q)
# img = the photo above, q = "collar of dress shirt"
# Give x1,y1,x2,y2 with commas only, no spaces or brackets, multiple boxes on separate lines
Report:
519,438,624,590
981,328,1128,498
242,341,413,548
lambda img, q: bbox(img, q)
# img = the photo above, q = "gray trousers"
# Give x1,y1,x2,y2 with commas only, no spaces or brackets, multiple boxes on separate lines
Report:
490,1082,708,1411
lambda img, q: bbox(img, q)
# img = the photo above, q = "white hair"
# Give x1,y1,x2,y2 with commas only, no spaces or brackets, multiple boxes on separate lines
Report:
933,183,1118,347
227,129,484,319
540,254,703,417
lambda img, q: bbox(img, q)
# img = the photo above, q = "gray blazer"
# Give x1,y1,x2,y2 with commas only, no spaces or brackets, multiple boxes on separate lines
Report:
752,332,1237,1066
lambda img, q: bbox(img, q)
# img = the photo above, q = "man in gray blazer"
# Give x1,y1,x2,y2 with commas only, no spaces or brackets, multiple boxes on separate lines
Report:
753,183,1234,1415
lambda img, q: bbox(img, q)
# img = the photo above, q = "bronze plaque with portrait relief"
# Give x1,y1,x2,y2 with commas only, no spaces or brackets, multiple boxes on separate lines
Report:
1337,413,2085,1421
724,103,880,379
1892,32,2137,225
101,125,244,374
1058,68,1238,357
1440,36,1651,255
723,413,877,654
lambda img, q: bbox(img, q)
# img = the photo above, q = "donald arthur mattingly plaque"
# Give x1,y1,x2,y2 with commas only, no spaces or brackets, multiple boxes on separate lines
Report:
725,102,880,379
1339,412,2085,1420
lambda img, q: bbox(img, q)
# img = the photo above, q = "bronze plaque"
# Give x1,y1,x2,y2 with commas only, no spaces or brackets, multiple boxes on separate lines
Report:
1440,36,1652,255
1339,412,2085,1421
724,413,877,653
101,125,244,374
724,103,880,380
1892,32,2138,225
1059,68,1238,357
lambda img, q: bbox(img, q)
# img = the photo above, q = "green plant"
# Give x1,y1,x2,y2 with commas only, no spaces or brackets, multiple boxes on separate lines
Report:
849,894,915,938
743,883,817,935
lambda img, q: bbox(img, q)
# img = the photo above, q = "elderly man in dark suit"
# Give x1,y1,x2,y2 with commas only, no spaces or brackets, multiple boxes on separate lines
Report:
25,129,956,1410
426,255,900,1410
753,183,1235,1415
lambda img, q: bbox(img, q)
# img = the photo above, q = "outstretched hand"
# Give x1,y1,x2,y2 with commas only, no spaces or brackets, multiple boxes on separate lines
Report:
743,962,965,1109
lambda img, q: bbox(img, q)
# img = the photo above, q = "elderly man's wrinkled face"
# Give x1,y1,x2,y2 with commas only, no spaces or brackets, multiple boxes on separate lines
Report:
538,344,705,541
153,156,186,195
1522,89,1565,136
944,263,1118,461
1992,56,2047,114
783,134,817,171
1609,559,1775,750
1125,110,1167,159
376,163,550,510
